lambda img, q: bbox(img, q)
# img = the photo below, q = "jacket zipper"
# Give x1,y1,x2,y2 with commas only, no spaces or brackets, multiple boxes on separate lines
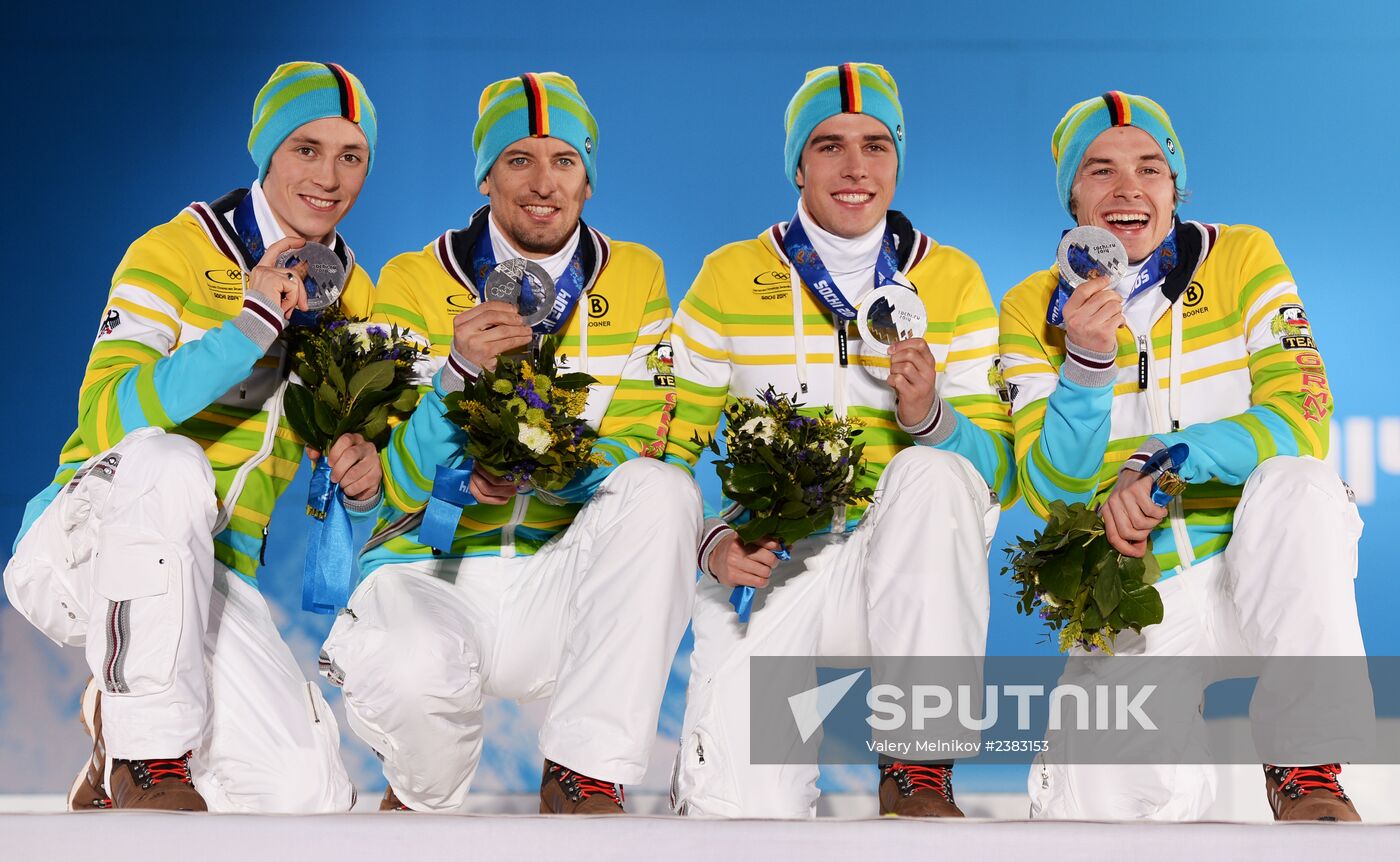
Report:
1136,331,1194,564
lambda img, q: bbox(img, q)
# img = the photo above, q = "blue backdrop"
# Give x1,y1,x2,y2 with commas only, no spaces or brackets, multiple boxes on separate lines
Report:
2,0,1396,798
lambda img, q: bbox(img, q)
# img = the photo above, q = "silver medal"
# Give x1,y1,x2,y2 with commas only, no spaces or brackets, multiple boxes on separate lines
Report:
483,258,558,328
856,285,927,380
1057,226,1128,288
276,242,345,311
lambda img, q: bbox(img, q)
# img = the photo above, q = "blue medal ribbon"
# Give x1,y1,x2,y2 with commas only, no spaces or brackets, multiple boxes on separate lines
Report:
420,463,479,552
232,192,268,266
1144,442,1191,508
728,540,791,623
1047,227,1179,328
783,213,901,320
471,222,587,334
300,458,370,615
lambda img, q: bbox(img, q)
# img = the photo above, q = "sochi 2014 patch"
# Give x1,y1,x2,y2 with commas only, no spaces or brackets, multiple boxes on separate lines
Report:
99,308,121,336
1271,304,1315,350
647,341,675,388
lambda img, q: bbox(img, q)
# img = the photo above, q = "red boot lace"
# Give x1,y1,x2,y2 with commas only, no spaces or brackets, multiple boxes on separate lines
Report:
1267,763,1347,799
883,762,952,800
136,753,194,785
550,764,624,806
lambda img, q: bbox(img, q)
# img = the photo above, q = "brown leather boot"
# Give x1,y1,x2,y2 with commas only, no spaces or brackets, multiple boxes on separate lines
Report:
68,678,113,811
380,785,412,811
539,759,624,814
1264,764,1361,821
878,761,964,817
109,752,207,811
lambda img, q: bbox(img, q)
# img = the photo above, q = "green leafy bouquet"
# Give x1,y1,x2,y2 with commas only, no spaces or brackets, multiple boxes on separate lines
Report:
283,307,426,460
697,386,873,620
281,306,427,614
1003,500,1165,654
441,336,604,494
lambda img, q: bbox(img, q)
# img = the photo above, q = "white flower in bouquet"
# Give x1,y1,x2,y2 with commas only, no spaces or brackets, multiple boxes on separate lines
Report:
342,321,390,351
517,424,552,455
739,416,776,443
822,440,843,462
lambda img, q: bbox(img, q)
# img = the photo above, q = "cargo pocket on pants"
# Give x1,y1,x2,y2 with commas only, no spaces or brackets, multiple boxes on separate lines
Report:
92,534,183,697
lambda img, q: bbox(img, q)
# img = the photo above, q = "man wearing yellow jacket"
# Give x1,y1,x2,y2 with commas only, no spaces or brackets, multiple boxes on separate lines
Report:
319,72,701,814
999,91,1370,820
667,63,1014,817
3,62,382,812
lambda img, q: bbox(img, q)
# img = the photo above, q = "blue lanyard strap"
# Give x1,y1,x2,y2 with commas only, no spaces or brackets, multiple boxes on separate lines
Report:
470,220,587,335
232,191,268,266
1046,227,1178,328
783,213,901,321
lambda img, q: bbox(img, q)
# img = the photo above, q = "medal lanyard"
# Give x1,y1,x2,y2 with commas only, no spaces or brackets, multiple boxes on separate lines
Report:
784,212,901,372
470,221,587,336
232,192,269,266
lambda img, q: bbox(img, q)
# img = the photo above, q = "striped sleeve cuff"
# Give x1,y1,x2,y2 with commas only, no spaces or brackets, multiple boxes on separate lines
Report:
232,291,285,352
898,396,956,445
437,348,479,394
698,517,736,581
1123,436,1166,474
1061,338,1118,388
342,488,383,515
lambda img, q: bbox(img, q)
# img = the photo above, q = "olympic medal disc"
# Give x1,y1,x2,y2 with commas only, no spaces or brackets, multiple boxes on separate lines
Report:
1056,226,1128,288
855,284,927,380
483,258,557,328
275,242,344,311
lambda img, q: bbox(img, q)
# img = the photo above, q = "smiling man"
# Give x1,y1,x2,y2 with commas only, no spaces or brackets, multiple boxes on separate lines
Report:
3,61,381,812
318,72,701,814
999,91,1371,820
666,63,1014,818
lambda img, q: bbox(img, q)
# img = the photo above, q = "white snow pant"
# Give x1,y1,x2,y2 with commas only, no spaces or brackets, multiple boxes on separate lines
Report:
321,458,703,812
1029,456,1370,820
672,447,1000,818
3,427,353,812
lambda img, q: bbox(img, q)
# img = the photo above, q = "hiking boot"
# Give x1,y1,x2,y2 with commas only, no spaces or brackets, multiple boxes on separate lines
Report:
109,752,207,811
380,785,412,811
68,678,112,811
1264,763,1360,821
539,759,624,814
878,761,964,817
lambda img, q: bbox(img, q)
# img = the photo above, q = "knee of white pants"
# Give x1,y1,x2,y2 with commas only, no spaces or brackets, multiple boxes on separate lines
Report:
1234,456,1361,583
327,576,484,734
337,617,482,717
600,458,703,519
123,431,216,491
879,446,985,503
1242,456,1349,510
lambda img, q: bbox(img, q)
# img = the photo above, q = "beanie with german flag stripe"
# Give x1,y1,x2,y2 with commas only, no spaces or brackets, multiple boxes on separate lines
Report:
1052,91,1186,217
784,63,905,190
248,61,378,181
473,72,599,189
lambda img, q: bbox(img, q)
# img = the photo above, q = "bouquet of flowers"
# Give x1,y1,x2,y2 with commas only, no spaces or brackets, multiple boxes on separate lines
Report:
418,338,603,552
1003,500,1165,654
443,336,603,492
282,306,427,613
697,386,873,620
